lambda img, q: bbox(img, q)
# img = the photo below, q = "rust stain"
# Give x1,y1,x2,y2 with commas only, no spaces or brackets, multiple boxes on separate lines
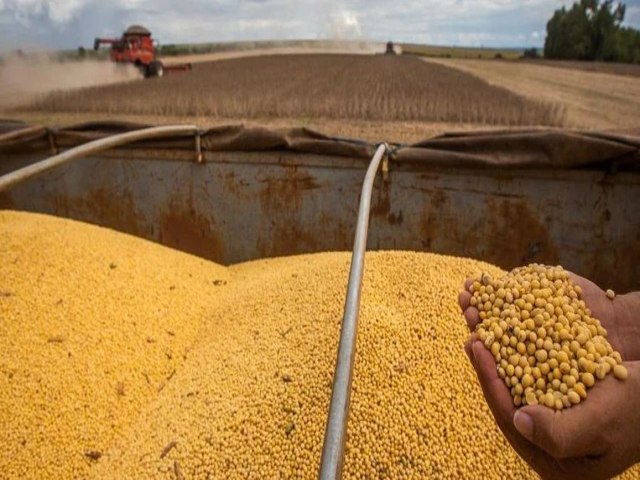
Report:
85,189,143,236
334,221,352,250
159,200,224,263
578,189,639,291
371,181,391,217
417,173,441,181
371,181,404,225
590,238,640,292
258,166,320,213
256,211,353,259
257,223,317,259
0,192,15,209
13,188,144,240
47,188,224,264
220,170,252,201
48,188,144,239
418,190,448,250
417,193,558,272
388,210,404,225
316,212,352,251
49,193,71,216
483,198,559,270
255,165,325,258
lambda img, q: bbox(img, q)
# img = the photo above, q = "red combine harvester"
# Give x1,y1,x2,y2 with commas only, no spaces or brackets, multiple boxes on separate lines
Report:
94,25,191,78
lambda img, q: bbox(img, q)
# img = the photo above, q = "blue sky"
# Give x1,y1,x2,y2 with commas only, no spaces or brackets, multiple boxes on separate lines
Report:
1,0,639,52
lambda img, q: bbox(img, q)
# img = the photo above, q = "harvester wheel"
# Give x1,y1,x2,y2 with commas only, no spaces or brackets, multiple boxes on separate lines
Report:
147,60,164,78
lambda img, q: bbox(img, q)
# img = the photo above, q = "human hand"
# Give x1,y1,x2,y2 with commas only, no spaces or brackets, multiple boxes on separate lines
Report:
459,273,640,480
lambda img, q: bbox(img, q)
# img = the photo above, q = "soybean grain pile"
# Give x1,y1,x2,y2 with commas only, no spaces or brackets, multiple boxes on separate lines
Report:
22,54,565,126
0,211,230,479
90,250,533,480
3,212,638,479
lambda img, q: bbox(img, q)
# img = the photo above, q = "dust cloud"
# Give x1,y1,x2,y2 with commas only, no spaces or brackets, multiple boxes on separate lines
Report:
324,6,384,54
0,53,141,109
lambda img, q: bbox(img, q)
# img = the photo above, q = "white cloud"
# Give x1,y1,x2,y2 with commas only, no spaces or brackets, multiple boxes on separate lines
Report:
3,0,83,24
119,0,146,9
48,0,85,23
1,0,639,51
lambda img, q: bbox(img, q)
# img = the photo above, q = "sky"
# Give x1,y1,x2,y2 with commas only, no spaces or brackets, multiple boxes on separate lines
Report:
1,0,639,52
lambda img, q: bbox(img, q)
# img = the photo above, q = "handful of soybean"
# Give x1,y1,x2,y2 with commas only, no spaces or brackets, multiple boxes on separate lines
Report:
471,264,627,410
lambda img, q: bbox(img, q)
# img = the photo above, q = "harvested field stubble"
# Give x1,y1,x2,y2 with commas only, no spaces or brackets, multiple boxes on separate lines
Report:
23,54,566,126
426,57,640,130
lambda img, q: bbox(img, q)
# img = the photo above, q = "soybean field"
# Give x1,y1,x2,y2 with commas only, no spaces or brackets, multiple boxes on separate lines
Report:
22,54,566,127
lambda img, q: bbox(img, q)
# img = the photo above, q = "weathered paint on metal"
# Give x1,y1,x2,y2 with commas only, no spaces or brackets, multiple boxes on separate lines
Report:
0,149,638,291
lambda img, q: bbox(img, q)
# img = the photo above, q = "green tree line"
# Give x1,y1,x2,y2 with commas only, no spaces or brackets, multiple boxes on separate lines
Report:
544,0,640,63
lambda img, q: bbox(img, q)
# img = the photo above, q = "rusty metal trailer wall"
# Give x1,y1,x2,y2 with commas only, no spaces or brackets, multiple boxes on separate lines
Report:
0,149,638,292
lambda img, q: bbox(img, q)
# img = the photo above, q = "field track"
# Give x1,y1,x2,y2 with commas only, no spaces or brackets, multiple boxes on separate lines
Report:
21,54,565,127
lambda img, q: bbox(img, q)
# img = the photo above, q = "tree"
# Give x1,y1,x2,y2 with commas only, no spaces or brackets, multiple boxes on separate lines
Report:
615,27,640,63
544,0,639,63
591,0,625,59
544,8,568,59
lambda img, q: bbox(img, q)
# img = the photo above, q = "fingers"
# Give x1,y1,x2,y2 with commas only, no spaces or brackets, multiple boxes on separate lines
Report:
458,290,471,311
514,402,609,459
464,278,473,291
466,337,519,433
458,287,479,331
465,338,556,474
459,278,480,331
471,341,517,429
513,370,632,460
567,271,623,356
518,362,640,460
463,333,479,366
458,278,473,311
463,307,480,331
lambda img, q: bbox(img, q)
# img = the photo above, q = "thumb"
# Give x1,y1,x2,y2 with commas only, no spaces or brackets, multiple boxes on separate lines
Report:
513,403,608,459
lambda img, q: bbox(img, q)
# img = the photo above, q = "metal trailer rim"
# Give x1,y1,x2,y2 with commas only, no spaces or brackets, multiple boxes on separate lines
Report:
0,125,201,192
